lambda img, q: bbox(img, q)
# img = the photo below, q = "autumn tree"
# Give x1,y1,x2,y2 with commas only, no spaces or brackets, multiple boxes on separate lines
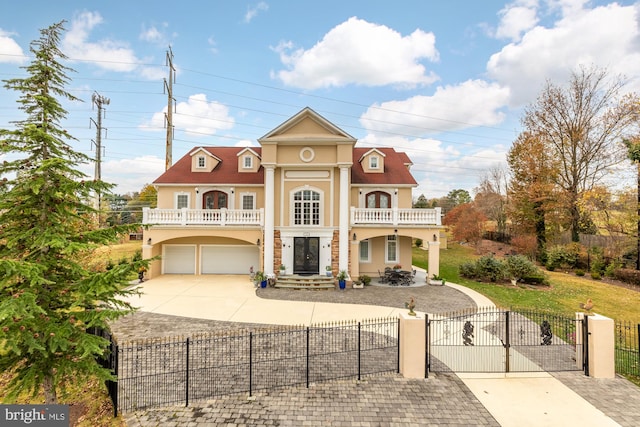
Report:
521,65,637,242
0,22,147,404
507,131,558,257
443,203,487,246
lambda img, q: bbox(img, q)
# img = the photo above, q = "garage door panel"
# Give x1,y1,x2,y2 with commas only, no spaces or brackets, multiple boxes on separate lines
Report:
164,245,196,274
201,245,260,274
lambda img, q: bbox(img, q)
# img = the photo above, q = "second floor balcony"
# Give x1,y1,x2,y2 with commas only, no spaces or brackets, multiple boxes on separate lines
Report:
142,206,441,227
143,207,264,226
350,207,441,226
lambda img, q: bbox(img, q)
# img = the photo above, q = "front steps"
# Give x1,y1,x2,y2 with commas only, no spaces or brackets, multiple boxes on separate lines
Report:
274,274,336,290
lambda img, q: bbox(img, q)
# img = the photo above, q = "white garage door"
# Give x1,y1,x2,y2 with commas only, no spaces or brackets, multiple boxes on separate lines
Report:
201,245,260,274
163,245,196,274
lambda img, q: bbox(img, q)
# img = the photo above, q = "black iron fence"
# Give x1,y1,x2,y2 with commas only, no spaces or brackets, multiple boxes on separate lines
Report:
615,321,640,380
102,318,398,414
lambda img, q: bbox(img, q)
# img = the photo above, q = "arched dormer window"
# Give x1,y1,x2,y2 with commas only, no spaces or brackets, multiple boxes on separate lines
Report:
293,189,321,225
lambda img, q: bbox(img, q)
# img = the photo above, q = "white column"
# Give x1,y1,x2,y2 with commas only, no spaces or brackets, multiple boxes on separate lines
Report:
427,240,440,280
264,165,275,275
339,166,349,273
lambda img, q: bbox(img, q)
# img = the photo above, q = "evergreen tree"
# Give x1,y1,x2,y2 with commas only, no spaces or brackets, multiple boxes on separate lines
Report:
0,21,146,404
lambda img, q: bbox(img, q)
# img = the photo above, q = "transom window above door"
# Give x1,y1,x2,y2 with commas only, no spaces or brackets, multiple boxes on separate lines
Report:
203,190,227,209
293,189,320,225
366,191,391,209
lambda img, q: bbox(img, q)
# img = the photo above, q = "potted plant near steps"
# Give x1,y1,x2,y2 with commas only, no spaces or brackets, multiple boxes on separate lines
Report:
353,274,371,289
279,264,286,276
337,270,348,290
325,265,333,277
254,271,267,288
429,274,445,286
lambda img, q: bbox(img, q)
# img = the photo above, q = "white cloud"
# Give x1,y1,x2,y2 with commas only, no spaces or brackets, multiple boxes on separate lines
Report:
487,2,640,105
102,155,165,194
360,80,510,137
62,11,162,79
139,23,171,45
0,29,26,63
144,94,235,136
494,0,539,41
272,17,439,89
245,2,269,23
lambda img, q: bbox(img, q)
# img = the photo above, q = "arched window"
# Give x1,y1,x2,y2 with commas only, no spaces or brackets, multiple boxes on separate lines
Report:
366,191,391,208
293,189,320,225
202,190,227,209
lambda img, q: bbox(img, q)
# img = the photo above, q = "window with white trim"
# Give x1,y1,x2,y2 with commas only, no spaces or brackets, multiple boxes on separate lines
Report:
369,156,379,169
293,189,320,225
243,155,253,169
197,156,206,168
176,193,189,209
386,235,398,263
359,239,370,262
241,193,255,210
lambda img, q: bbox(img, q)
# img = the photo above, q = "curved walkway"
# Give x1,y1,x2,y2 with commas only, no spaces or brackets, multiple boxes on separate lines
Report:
114,273,640,427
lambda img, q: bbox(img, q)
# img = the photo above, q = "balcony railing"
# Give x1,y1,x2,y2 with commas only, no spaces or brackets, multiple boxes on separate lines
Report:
350,207,441,226
143,207,264,226
142,207,441,227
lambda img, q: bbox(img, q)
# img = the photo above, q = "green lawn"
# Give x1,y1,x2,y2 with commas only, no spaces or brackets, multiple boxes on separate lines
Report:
413,242,640,323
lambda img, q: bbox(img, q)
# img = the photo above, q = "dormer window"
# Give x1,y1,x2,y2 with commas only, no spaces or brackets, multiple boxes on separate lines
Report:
369,156,379,169
243,155,253,169
197,156,206,168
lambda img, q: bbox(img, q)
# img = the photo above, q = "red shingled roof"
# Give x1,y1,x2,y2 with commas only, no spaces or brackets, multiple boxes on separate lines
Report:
153,147,264,185
153,146,416,186
351,148,417,186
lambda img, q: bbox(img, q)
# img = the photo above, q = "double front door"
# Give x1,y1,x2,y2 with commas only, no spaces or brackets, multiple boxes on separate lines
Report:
293,237,319,275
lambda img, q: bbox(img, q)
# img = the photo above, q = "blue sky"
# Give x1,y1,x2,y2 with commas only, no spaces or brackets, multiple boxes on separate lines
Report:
1,0,639,197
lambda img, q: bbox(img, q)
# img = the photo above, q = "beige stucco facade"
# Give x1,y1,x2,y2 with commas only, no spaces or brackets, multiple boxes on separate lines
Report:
142,107,443,281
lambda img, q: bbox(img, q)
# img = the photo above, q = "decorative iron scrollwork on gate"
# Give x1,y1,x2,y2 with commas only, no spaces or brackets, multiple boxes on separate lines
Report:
540,320,553,345
462,320,474,346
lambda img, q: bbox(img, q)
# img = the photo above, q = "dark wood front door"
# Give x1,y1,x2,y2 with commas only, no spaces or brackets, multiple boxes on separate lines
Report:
293,237,319,275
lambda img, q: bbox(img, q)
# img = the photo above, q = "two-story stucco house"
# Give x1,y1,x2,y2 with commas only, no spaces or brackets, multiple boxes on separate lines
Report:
141,107,443,283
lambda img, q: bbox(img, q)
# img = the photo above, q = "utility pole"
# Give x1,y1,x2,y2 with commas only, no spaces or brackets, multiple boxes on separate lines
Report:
164,46,176,171
91,91,109,211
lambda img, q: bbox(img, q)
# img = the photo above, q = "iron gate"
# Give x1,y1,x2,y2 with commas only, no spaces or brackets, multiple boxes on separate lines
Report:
427,308,587,374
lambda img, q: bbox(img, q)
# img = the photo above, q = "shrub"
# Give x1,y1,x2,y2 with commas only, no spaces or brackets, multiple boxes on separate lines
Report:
521,271,549,285
474,254,505,282
604,259,622,278
613,268,640,286
459,261,477,278
574,269,585,276
415,238,423,248
545,244,580,270
590,271,602,280
504,255,538,283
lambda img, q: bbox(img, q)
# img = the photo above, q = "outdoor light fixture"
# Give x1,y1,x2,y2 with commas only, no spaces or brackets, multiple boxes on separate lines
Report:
147,238,152,245
433,234,437,241
394,229,398,235
257,239,261,246
353,233,357,241
195,187,199,194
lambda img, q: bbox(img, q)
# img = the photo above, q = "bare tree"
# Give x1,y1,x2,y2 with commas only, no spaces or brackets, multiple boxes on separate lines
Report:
522,65,637,242
475,165,509,238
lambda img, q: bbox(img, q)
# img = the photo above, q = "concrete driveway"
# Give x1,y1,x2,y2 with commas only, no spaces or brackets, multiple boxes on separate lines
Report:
124,274,405,325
